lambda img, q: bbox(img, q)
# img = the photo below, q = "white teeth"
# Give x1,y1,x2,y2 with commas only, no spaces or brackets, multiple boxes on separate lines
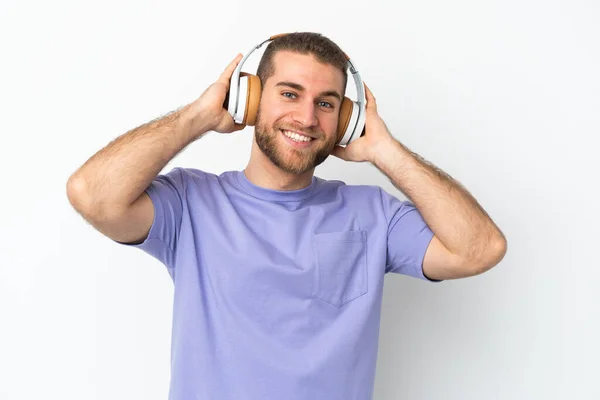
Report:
282,130,312,143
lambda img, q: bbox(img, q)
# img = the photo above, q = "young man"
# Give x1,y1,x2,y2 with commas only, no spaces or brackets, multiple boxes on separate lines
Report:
67,32,506,400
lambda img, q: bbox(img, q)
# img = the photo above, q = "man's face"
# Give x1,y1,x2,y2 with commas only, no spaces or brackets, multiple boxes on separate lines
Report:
254,51,345,174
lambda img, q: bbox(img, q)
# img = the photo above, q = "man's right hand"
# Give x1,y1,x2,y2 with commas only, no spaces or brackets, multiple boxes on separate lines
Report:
187,53,247,136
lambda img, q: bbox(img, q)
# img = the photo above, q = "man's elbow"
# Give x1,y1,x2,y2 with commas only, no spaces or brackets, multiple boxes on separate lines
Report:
66,174,90,215
469,234,508,276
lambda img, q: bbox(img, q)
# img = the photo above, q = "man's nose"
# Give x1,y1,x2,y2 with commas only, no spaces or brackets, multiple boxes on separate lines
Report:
292,100,318,127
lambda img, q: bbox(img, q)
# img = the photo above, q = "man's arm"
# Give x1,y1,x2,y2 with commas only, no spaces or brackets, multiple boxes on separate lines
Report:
372,138,507,280
66,54,244,244
66,105,198,244
333,84,507,280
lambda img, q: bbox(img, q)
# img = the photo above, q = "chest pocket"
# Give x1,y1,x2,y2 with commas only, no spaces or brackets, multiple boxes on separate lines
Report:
311,230,368,307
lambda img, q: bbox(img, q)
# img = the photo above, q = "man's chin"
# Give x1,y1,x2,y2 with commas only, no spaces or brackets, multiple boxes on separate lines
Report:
255,127,328,174
271,156,314,175
275,145,332,173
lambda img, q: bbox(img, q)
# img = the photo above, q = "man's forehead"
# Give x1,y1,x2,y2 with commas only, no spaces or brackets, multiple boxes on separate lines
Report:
269,51,344,91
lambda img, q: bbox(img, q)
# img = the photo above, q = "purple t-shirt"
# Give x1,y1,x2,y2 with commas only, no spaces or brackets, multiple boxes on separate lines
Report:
123,167,437,400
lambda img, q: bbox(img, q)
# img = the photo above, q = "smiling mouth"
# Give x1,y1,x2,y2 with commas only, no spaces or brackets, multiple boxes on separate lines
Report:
280,129,315,143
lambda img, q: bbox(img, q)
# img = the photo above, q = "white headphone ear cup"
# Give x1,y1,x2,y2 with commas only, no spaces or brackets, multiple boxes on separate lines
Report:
226,76,239,118
338,101,360,146
233,76,249,124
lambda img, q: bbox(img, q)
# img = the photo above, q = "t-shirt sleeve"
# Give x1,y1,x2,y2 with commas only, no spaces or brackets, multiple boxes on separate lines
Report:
379,188,440,282
119,167,185,270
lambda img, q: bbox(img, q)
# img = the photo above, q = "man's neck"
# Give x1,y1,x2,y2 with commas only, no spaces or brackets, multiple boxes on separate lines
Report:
244,140,314,191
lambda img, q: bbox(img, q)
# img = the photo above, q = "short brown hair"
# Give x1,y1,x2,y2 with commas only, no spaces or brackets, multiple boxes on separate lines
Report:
256,32,348,96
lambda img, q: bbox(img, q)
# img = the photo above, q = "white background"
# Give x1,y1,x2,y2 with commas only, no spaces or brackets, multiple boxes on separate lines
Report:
1,0,598,399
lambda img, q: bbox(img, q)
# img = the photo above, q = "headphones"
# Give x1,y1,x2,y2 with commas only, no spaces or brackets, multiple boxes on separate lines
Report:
225,33,367,146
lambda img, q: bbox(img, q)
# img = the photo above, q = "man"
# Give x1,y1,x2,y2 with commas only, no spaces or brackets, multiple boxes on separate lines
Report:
67,32,506,400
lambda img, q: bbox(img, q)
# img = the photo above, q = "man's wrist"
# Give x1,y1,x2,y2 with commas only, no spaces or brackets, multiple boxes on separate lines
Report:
370,137,409,171
179,103,212,141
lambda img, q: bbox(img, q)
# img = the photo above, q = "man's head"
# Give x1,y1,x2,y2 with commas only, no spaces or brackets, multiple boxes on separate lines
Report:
252,32,349,175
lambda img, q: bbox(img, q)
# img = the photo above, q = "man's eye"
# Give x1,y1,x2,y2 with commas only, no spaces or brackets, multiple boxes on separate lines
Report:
319,101,333,108
282,92,296,98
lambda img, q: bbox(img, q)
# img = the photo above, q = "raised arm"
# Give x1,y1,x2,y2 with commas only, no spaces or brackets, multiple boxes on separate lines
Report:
66,54,244,244
333,84,507,280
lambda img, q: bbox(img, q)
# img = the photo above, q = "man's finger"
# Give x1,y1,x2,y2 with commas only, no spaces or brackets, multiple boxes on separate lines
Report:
218,53,243,84
233,123,246,132
331,145,347,160
364,83,376,110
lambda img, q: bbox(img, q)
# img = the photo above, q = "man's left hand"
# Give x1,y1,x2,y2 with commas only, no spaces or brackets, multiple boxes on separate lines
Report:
331,83,396,164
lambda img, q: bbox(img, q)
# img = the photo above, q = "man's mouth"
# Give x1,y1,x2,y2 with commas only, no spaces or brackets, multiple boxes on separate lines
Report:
280,129,315,143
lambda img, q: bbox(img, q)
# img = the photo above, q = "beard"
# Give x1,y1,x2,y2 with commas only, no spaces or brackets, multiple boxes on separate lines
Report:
254,108,337,174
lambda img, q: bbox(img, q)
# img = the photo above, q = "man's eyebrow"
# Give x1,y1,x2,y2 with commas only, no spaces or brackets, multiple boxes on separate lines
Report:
275,81,342,102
